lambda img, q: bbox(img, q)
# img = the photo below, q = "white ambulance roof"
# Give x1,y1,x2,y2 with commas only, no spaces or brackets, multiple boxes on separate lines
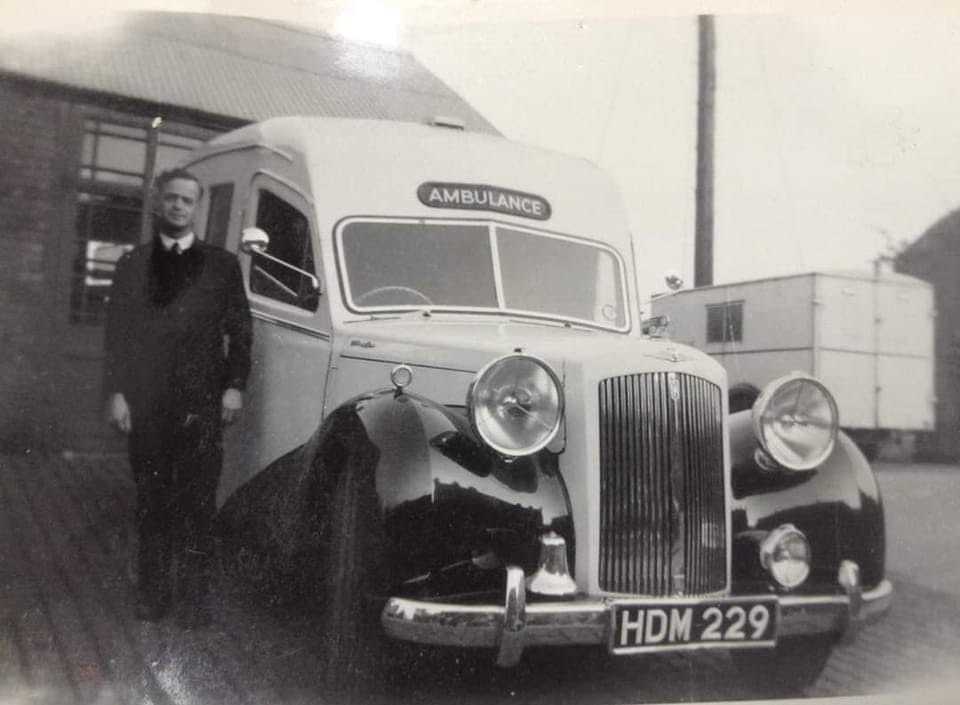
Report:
191,116,632,254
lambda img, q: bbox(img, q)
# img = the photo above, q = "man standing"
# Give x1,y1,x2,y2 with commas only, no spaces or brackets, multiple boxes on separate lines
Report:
104,168,252,626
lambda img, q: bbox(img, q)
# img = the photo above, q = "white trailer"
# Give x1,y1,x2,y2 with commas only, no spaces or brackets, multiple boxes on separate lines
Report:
650,270,935,451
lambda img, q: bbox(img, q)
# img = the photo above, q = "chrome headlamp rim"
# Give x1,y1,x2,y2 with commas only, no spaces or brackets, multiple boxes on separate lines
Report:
467,353,564,458
751,372,839,471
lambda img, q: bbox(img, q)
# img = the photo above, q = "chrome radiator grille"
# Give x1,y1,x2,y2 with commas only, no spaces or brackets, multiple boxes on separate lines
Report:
598,372,726,595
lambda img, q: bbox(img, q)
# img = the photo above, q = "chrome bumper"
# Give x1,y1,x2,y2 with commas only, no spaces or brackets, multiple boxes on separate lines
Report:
381,567,893,667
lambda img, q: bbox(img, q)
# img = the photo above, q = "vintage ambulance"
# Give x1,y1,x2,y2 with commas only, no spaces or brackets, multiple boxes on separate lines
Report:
183,116,891,693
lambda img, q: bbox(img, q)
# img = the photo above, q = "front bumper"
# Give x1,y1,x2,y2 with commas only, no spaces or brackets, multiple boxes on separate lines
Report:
381,566,894,667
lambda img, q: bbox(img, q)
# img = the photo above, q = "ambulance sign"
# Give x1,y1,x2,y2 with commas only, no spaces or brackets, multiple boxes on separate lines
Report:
417,182,551,221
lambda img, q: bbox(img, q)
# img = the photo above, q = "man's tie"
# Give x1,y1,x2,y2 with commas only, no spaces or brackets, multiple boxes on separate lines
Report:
172,243,182,255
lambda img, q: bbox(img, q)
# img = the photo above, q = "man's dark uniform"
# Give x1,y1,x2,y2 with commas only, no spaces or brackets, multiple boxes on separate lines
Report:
104,235,251,617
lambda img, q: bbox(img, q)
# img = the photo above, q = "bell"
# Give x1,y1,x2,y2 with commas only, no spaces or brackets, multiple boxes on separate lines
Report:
526,532,577,597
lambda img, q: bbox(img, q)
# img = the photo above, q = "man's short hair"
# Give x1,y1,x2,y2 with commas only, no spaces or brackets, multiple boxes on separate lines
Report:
155,167,204,199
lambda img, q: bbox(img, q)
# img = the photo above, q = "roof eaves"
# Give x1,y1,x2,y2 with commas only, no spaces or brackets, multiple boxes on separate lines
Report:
0,68,246,131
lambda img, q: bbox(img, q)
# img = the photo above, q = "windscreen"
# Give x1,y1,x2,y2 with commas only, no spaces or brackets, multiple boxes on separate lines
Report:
497,227,626,328
341,221,497,307
339,219,627,330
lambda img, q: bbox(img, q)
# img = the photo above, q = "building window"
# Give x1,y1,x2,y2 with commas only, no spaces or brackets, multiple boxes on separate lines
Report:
71,115,211,325
80,121,149,187
154,131,205,176
70,193,139,324
250,190,318,311
706,301,744,343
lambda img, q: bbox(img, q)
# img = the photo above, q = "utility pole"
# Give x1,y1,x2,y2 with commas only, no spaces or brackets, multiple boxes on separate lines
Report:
694,15,716,287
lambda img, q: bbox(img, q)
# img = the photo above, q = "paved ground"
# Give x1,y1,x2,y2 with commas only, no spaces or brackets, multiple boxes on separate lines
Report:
1,454,959,704
875,462,960,597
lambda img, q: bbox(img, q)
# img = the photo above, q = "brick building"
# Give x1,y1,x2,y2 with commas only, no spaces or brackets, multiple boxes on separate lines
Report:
896,209,960,462
0,11,496,454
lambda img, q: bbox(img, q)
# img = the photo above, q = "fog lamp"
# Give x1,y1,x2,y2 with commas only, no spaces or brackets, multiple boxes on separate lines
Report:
760,524,811,590
753,373,839,470
467,354,563,457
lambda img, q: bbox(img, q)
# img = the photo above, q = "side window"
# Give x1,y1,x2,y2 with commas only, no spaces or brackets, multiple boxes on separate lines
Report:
706,301,744,343
250,189,318,311
205,183,234,248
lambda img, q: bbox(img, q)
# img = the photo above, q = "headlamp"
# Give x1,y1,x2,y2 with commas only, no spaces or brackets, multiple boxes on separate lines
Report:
752,373,839,471
467,354,563,457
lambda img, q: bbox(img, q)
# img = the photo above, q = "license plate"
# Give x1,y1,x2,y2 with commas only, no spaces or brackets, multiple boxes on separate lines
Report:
610,597,778,654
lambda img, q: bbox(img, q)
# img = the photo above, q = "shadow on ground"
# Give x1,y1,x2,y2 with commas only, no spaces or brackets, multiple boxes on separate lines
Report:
2,454,960,704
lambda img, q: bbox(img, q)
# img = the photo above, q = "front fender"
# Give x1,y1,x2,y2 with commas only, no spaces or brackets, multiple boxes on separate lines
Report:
349,388,574,599
728,410,886,592
218,388,574,601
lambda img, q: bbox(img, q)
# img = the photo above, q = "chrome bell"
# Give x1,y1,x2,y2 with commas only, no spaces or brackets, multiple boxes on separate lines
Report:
526,532,577,597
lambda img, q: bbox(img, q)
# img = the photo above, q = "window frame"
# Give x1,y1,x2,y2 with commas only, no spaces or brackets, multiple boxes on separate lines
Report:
205,182,236,249
333,215,632,333
69,108,216,326
244,174,322,316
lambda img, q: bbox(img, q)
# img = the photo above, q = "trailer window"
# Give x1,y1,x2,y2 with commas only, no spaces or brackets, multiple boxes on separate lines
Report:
706,301,744,343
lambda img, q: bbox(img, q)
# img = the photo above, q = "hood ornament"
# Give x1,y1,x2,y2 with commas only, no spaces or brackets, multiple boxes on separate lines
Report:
646,344,687,363
390,364,414,392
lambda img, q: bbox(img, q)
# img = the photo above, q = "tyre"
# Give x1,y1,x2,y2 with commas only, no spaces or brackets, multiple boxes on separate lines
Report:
857,441,879,462
845,428,886,462
728,384,761,414
219,540,269,587
316,463,394,694
216,536,298,606
731,635,835,696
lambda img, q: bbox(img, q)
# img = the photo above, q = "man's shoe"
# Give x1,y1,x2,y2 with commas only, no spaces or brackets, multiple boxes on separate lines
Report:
134,597,168,622
176,602,213,630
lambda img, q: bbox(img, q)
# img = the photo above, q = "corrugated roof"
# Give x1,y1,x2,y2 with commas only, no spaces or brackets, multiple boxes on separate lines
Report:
0,11,498,134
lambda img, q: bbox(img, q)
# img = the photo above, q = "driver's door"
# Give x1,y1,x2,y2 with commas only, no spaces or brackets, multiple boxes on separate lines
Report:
219,172,332,506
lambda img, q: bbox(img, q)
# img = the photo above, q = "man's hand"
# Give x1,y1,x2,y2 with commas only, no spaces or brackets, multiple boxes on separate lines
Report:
108,393,131,434
222,388,243,425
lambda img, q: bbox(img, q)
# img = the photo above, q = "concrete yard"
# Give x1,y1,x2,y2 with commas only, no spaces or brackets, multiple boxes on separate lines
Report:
1,453,959,704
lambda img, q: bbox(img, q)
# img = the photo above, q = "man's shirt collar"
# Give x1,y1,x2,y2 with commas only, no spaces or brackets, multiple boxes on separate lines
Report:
159,231,196,252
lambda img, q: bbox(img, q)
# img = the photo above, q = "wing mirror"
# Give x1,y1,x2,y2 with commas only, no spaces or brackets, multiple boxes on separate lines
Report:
664,270,684,292
240,227,270,254
639,270,684,337
240,226,323,302
641,314,671,337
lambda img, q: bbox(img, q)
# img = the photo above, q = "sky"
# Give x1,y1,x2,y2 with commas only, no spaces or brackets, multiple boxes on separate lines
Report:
3,1,959,291
399,10,960,289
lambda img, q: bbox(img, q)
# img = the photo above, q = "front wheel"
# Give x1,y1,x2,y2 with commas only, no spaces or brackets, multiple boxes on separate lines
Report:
731,635,835,696
316,464,389,692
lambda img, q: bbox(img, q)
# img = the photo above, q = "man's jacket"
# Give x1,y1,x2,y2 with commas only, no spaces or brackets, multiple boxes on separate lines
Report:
104,237,252,420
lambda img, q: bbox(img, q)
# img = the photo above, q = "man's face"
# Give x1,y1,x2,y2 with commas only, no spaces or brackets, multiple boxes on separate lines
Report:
158,177,200,236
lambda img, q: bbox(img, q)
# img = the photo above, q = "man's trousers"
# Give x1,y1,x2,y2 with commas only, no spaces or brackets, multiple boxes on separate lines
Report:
129,405,222,611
